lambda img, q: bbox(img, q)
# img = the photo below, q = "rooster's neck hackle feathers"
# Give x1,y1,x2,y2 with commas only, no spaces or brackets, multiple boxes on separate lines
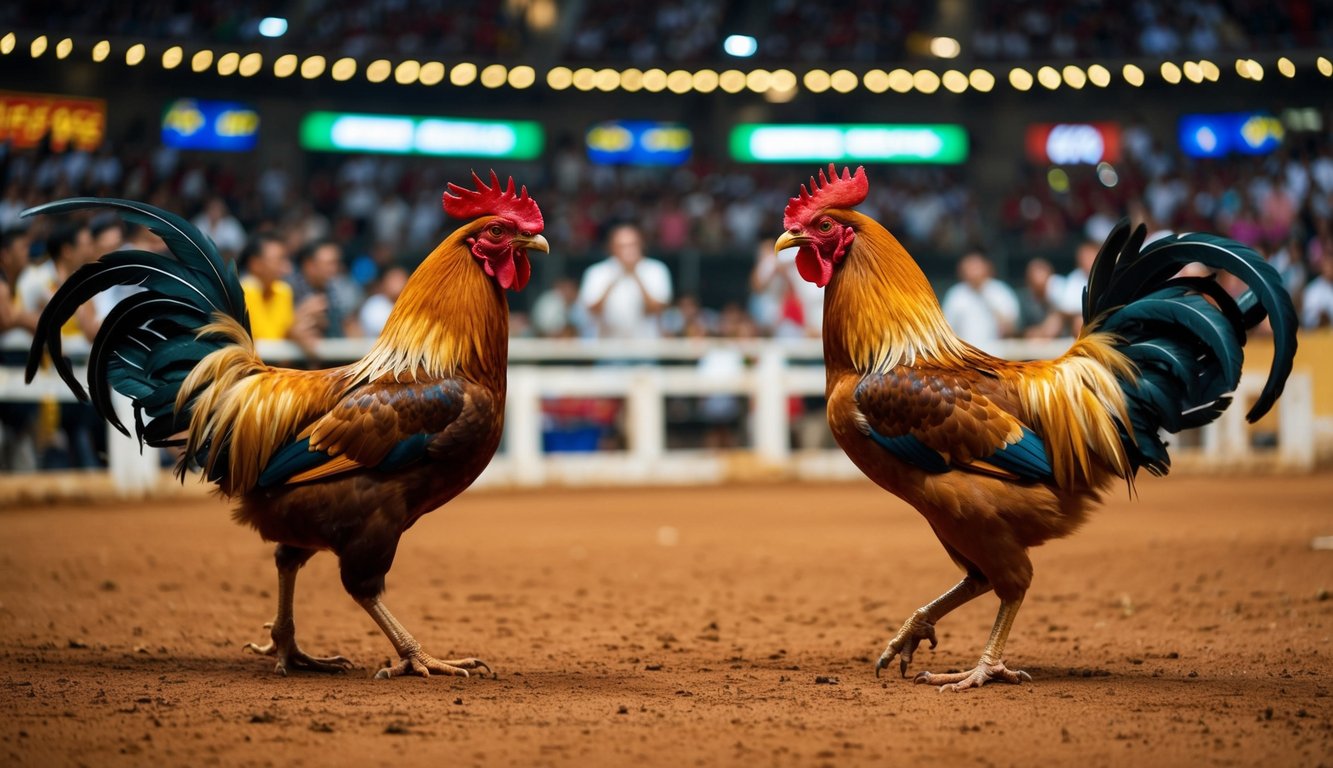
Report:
824,211,976,374
348,226,508,389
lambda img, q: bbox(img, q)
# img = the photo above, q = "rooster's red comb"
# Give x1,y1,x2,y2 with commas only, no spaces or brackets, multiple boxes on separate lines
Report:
783,165,869,229
443,170,544,233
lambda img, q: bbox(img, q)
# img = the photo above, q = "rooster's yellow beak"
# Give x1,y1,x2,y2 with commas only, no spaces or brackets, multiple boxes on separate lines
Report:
517,233,550,253
774,230,810,253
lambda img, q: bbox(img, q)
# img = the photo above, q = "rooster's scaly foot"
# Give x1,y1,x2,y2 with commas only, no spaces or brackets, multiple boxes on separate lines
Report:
243,623,354,676
875,615,938,678
913,661,1031,692
374,651,492,680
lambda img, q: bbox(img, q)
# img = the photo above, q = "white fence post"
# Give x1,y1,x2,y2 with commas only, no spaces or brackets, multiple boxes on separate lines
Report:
752,347,789,464
1278,372,1315,470
505,366,545,486
107,393,159,496
627,368,664,465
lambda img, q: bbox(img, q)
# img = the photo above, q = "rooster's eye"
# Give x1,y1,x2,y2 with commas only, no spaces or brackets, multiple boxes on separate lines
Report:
489,225,504,238
819,220,834,232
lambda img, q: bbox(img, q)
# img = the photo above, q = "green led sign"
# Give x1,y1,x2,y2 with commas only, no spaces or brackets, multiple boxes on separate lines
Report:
299,112,544,159
730,123,968,164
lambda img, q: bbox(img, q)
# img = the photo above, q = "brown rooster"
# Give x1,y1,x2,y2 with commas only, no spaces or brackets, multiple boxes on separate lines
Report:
25,171,548,679
775,165,1296,691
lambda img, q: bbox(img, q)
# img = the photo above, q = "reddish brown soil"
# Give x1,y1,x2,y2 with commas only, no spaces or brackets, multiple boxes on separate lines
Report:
1,475,1331,767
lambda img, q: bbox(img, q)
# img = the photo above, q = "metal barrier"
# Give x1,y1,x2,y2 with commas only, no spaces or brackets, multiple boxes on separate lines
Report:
0,337,1316,496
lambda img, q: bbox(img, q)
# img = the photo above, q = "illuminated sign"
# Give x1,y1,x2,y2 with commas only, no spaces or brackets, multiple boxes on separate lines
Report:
1025,123,1121,164
162,99,260,151
730,124,968,164
299,112,544,159
586,121,692,166
1179,112,1284,158
0,91,105,151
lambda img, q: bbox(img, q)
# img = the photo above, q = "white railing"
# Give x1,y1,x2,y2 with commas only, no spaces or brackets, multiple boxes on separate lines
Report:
0,337,1315,496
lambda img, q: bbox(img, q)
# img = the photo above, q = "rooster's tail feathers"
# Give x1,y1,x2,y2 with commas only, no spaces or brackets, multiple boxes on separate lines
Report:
1083,220,1298,475
21,197,253,447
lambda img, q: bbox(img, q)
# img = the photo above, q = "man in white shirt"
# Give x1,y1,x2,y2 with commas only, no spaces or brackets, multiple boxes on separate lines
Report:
941,251,1020,355
1302,255,1333,329
578,224,672,339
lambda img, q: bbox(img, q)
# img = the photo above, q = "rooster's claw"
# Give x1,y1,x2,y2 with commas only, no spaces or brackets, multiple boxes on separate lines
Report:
875,615,938,678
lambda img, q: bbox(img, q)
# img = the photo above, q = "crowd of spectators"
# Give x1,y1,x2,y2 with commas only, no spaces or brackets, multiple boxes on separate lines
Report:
5,110,1333,467
972,0,1332,61
8,0,1328,67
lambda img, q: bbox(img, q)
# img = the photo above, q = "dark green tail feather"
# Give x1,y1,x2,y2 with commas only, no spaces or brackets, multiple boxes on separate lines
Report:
21,197,252,448
1085,220,1299,475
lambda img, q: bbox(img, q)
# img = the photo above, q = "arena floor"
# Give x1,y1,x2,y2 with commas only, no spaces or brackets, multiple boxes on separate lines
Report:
1,475,1330,767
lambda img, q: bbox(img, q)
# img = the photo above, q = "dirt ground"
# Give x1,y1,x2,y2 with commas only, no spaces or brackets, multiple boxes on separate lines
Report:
1,475,1330,768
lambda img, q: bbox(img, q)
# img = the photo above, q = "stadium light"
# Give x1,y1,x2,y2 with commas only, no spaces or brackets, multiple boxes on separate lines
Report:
863,69,889,93
125,42,145,66
1122,64,1144,86
620,68,645,92
1009,67,1034,91
508,65,536,89
300,55,325,79
666,70,691,94
571,67,595,91
830,69,858,93
216,51,239,76
450,61,477,86
258,17,288,38
642,68,667,92
365,59,390,83
803,69,831,93
272,53,296,77
546,66,573,89
1183,61,1203,83
56,38,72,59
1087,64,1111,87
419,61,445,86
929,37,961,59
941,70,968,93
888,68,913,93
723,35,757,58
162,45,182,69
692,69,719,93
1062,65,1086,88
1277,57,1295,77
238,52,262,77
0,33,14,55
1037,65,1060,89
968,69,995,92
192,49,214,72
1199,60,1220,81
914,70,941,93
480,63,508,88
1160,61,1182,84
771,69,796,91
1319,56,1332,76
594,68,620,92
92,39,110,62
30,35,47,58
395,60,422,85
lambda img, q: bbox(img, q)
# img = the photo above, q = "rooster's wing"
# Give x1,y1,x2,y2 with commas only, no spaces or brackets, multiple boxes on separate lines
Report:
257,378,474,486
854,366,1053,483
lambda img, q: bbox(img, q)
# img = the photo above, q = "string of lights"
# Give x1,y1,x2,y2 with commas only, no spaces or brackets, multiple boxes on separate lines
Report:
1,31,1329,98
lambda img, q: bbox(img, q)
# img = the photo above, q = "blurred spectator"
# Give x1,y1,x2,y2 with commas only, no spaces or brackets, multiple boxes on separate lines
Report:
238,234,296,341
1018,258,1068,339
941,251,1019,353
1302,256,1333,329
750,242,823,338
530,276,587,338
0,225,39,471
578,223,672,339
16,221,98,341
290,239,364,340
359,266,409,338
192,196,247,258
1048,240,1099,335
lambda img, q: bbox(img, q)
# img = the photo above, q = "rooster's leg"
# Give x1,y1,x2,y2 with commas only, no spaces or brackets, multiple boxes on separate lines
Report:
358,597,492,680
876,576,991,678
243,545,354,675
913,595,1031,692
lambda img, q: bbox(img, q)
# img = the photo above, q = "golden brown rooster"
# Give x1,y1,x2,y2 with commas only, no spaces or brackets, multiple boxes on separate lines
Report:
25,171,548,679
775,165,1296,691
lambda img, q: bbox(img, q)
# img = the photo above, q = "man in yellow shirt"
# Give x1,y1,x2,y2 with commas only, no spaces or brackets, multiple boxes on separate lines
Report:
239,234,295,340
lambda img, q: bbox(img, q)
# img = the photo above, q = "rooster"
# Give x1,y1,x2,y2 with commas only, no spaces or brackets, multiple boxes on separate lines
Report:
774,165,1296,691
24,171,548,679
